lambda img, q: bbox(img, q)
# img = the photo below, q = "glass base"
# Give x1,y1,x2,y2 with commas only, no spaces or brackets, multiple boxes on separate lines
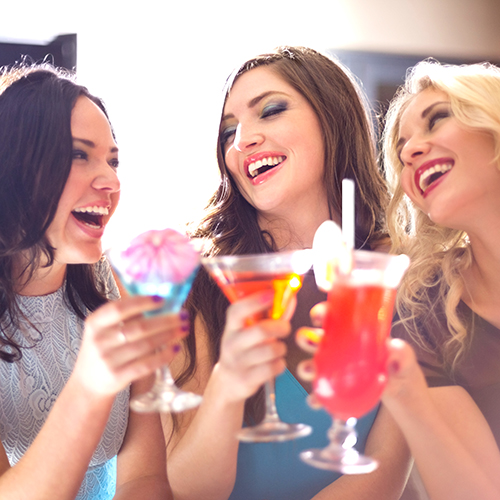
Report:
130,386,202,413
300,447,378,474
237,421,312,443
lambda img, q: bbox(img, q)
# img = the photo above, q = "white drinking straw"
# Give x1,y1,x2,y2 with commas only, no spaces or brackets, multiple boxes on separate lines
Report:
342,178,355,250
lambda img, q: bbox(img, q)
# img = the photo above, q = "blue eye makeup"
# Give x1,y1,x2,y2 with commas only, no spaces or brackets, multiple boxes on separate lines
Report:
220,125,237,148
261,101,288,118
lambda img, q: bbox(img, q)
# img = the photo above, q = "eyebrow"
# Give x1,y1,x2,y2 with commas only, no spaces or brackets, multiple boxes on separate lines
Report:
395,100,451,152
73,137,119,153
221,90,289,122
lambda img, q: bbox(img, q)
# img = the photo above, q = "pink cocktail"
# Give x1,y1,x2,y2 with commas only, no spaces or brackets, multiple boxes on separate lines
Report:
301,250,409,473
314,283,396,420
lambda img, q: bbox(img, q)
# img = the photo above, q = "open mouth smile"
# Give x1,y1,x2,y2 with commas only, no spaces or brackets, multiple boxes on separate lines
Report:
72,205,109,230
415,161,454,196
246,155,286,179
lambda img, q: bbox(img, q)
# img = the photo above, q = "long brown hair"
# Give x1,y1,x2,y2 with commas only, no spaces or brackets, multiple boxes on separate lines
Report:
181,46,389,422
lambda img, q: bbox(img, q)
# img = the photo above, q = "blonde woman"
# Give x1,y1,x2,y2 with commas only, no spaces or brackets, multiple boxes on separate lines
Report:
381,60,500,499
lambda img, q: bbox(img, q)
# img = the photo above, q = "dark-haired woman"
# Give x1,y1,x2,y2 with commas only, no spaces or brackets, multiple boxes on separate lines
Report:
0,64,181,499
163,46,412,500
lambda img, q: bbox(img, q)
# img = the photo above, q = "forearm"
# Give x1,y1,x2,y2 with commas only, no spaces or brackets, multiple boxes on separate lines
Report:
167,364,245,500
389,397,499,500
0,375,114,500
114,474,172,500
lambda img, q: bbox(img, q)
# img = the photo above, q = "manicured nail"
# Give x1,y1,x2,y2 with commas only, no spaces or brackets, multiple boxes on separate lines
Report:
260,290,274,303
181,321,190,332
180,309,189,321
388,360,400,375
151,295,164,303
172,344,181,353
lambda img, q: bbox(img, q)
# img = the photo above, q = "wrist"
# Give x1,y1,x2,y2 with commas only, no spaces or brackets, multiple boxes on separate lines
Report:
206,363,247,410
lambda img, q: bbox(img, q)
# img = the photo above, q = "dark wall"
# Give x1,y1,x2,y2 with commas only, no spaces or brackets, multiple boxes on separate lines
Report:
0,34,77,70
330,49,500,120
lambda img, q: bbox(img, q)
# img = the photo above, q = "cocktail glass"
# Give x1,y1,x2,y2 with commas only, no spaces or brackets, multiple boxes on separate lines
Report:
202,249,313,442
107,229,203,413
300,250,409,473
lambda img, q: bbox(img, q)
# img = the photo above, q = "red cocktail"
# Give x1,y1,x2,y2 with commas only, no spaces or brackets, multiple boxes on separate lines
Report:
314,282,396,420
211,270,303,322
301,249,409,473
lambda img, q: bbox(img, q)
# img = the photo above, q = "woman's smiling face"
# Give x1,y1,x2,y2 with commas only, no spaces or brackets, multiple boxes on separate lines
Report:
220,66,327,218
397,87,500,230
46,95,120,266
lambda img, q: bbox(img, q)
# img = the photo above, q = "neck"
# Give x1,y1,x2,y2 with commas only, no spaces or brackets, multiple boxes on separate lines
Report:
461,232,500,325
15,259,67,297
257,202,335,251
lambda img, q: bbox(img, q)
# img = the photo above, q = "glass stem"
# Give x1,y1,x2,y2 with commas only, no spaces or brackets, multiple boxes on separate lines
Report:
262,379,281,423
326,418,358,455
155,364,175,388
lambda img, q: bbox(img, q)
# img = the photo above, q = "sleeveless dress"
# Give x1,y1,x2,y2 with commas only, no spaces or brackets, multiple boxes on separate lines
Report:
0,260,130,499
229,271,379,500
229,369,378,500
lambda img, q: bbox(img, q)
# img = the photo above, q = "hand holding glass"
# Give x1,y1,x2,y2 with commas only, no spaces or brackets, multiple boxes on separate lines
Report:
107,229,202,413
203,250,313,442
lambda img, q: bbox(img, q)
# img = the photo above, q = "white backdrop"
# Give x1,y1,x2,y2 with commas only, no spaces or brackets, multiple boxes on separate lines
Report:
2,0,500,247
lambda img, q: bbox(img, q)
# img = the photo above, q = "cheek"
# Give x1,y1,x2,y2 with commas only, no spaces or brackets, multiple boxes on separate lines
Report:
400,166,426,212
109,191,120,218
223,147,238,176
400,166,417,199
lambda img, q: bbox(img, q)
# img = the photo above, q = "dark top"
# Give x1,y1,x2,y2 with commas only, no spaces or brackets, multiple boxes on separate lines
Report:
229,269,380,500
391,289,500,448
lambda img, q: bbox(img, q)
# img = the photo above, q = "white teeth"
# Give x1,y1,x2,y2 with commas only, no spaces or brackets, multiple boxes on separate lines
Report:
419,163,453,192
248,156,284,178
73,206,109,215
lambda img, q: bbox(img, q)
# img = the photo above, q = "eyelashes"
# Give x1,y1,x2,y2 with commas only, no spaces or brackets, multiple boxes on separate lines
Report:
261,101,288,118
428,109,451,130
72,149,119,169
220,126,237,149
220,100,289,149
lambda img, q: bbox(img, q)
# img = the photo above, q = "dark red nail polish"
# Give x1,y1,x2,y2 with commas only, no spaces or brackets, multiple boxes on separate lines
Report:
388,360,400,375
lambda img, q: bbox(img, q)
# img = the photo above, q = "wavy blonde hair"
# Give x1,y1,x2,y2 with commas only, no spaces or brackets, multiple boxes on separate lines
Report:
382,60,500,368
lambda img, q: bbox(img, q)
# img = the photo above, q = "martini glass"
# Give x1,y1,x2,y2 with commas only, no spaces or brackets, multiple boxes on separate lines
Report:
203,249,313,442
107,229,203,413
300,249,409,473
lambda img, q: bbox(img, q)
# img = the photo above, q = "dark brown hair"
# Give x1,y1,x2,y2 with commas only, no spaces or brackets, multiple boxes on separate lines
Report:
181,46,389,422
0,63,112,362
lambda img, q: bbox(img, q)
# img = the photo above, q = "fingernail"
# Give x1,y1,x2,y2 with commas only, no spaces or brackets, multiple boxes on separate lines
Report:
260,290,274,303
388,360,400,375
151,295,164,303
172,344,181,353
180,309,189,321
181,320,190,332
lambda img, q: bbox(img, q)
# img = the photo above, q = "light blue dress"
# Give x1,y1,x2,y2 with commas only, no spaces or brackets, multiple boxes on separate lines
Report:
0,260,130,499
229,368,378,500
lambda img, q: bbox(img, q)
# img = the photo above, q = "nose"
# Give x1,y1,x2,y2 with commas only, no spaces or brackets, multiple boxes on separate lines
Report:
234,123,264,153
92,161,121,193
399,134,431,166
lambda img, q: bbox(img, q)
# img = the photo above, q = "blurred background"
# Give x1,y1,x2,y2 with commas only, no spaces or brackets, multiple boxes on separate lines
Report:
2,0,500,247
